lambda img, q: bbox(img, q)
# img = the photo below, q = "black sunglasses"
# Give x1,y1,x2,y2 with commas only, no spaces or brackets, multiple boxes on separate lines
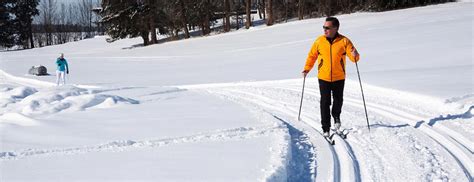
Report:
323,26,332,30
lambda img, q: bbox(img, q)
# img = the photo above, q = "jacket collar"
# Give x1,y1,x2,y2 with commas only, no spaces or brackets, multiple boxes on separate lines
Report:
326,32,341,44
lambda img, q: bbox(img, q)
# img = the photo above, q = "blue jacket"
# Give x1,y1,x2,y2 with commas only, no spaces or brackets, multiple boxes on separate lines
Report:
56,58,69,72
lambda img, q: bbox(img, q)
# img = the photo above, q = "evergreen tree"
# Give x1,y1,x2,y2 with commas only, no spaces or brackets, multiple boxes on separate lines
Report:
100,0,157,46
98,0,455,46
100,0,133,42
0,0,15,48
11,0,39,48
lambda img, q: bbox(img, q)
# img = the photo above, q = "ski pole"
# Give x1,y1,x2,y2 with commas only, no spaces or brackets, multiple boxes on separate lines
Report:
355,61,370,131
298,75,306,121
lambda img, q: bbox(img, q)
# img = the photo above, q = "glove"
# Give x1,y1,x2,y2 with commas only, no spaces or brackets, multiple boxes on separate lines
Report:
301,70,309,77
351,47,360,61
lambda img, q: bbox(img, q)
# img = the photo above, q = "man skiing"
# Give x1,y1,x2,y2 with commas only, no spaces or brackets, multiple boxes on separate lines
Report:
56,53,69,86
302,17,360,137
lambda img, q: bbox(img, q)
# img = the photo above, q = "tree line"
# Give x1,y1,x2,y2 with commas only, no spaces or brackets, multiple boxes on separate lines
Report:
1,0,454,49
1,0,102,49
99,0,454,46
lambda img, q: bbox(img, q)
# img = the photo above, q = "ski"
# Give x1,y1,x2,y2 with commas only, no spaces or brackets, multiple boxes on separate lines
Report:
324,133,335,145
332,129,349,139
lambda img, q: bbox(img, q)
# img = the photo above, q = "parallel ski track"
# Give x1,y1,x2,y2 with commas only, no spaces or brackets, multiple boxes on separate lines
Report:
205,87,360,182
188,80,473,181
255,82,474,181
296,86,473,180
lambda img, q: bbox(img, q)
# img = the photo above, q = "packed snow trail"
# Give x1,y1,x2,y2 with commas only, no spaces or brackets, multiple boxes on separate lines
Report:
178,77,473,181
2,67,472,181
0,70,293,181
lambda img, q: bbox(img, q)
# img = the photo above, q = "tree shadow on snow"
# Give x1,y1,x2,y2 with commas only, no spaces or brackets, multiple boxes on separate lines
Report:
428,105,473,126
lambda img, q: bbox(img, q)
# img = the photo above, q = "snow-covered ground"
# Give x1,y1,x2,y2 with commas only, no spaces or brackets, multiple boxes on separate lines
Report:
1,1,473,181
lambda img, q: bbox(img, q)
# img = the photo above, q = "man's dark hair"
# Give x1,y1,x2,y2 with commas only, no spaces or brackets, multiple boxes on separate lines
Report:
326,17,340,28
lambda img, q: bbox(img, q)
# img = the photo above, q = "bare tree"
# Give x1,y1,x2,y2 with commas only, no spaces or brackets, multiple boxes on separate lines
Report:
39,0,57,46
195,0,214,36
146,0,158,44
245,0,251,29
57,2,68,44
68,3,81,41
234,0,243,30
266,0,273,26
177,0,190,39
259,0,266,20
78,0,93,38
298,0,304,20
224,0,231,32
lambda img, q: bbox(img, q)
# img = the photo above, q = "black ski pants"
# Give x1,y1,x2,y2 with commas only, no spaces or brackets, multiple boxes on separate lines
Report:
319,79,345,133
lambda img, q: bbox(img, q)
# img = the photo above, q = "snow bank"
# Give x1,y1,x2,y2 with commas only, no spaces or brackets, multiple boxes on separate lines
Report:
0,69,55,88
0,85,38,107
0,113,39,126
2,85,139,116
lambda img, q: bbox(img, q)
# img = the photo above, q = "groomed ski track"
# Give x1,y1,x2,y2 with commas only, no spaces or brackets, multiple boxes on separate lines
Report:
178,77,473,181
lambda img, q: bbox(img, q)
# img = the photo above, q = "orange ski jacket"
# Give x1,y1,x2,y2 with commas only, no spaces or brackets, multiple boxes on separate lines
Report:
304,34,359,82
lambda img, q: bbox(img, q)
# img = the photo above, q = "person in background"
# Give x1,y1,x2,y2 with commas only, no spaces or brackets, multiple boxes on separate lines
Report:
56,53,69,86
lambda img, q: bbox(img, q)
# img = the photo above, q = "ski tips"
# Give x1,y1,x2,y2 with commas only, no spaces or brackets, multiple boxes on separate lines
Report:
323,133,336,145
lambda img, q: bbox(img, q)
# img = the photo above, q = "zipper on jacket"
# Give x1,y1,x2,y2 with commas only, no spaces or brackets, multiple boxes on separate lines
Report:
330,42,333,82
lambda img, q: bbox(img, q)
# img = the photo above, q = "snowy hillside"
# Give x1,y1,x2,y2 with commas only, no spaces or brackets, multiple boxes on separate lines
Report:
1,1,473,181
